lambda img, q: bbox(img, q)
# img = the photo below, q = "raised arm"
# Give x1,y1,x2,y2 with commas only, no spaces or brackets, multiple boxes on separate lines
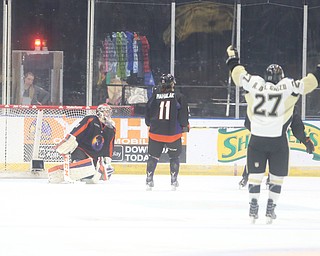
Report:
226,45,247,87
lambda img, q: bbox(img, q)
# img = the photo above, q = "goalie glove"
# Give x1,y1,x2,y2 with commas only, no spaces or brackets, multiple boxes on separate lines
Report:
54,134,78,155
302,137,315,154
97,157,115,180
226,45,240,72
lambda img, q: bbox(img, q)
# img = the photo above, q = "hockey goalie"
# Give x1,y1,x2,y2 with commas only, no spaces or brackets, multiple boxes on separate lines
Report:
48,104,116,184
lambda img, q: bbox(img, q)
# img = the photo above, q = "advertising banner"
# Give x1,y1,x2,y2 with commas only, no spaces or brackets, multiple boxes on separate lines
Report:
22,116,187,163
188,119,320,167
17,116,319,167
217,124,320,163
112,118,187,163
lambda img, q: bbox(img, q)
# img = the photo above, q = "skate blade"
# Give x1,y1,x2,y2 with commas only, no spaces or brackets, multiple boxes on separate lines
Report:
171,185,177,191
266,217,273,224
146,186,153,191
250,216,258,224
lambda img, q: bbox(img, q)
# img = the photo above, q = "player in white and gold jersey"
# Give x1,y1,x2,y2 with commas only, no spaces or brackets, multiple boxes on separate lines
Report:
226,45,320,224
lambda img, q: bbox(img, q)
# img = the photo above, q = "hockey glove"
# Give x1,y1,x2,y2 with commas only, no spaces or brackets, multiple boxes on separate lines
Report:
303,137,315,154
54,134,78,155
226,45,240,72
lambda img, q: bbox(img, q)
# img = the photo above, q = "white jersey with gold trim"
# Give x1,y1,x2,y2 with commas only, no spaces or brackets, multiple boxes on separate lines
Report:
240,74,303,137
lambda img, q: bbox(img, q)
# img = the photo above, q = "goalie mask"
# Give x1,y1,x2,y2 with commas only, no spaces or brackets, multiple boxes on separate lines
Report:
265,64,284,84
96,104,112,123
160,74,176,92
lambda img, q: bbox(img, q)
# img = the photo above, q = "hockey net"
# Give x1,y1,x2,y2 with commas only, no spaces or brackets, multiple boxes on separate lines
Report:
0,104,134,178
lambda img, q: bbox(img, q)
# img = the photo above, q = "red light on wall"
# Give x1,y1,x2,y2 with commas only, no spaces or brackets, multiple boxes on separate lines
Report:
42,40,48,51
34,38,48,51
34,38,41,50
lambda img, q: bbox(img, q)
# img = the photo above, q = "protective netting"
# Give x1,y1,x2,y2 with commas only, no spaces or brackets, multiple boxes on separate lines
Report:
0,105,133,177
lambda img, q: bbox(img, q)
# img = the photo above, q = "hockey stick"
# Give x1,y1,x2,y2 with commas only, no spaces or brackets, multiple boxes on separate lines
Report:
226,0,237,117
63,154,74,183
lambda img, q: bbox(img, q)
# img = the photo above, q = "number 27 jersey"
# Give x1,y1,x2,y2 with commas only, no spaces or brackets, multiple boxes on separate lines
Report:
240,73,303,137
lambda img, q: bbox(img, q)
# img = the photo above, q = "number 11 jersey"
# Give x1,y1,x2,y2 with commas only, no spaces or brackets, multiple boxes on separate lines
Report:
145,91,189,143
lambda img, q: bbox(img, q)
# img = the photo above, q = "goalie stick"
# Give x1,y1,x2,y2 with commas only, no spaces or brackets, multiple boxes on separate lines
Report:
63,154,74,183
226,0,237,117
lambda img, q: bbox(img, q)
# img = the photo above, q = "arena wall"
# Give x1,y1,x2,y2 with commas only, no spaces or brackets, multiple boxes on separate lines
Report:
1,117,319,177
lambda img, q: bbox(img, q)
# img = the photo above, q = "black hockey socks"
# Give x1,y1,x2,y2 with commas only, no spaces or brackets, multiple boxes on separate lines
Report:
170,157,180,181
146,156,158,181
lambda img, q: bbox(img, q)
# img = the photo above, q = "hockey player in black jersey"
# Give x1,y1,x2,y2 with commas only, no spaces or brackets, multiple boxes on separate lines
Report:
239,105,315,188
145,74,190,190
227,45,320,224
53,103,116,183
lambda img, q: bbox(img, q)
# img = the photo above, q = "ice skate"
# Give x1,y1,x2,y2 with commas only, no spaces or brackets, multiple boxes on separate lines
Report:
265,199,277,224
171,180,179,191
239,177,248,189
249,198,259,224
171,176,179,191
146,177,154,191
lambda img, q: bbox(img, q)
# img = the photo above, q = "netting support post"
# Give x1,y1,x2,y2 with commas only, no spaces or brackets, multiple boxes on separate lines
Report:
31,109,45,172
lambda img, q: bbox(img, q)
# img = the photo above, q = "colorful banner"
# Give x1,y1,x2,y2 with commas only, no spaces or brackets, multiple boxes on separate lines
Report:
23,116,187,163
22,115,318,165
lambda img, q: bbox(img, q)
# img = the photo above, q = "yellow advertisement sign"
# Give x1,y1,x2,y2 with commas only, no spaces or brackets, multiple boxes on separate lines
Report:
217,123,320,162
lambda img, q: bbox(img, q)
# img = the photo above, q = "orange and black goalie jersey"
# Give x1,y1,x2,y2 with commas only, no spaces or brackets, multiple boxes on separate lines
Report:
145,91,189,143
70,115,116,159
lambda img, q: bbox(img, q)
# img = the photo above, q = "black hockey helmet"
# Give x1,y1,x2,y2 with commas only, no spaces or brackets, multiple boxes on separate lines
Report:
265,64,284,84
160,73,176,92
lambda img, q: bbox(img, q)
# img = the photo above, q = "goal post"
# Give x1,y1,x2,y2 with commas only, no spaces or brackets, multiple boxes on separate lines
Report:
0,104,134,178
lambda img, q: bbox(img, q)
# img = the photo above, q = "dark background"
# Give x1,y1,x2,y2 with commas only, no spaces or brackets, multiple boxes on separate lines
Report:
5,0,320,116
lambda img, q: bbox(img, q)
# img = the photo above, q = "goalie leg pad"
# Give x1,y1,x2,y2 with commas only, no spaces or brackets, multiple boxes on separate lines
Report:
82,171,101,184
96,157,115,181
48,164,64,184
69,158,96,181
106,166,115,179
47,158,96,183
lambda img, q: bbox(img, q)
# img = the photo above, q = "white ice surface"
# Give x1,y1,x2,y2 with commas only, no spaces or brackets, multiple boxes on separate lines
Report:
0,175,319,256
